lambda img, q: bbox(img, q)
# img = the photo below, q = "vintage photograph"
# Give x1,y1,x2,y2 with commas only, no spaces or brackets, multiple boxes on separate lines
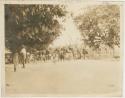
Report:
4,1,123,97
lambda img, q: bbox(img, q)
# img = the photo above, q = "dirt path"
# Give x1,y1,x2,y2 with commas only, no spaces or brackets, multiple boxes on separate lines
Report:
5,60,122,97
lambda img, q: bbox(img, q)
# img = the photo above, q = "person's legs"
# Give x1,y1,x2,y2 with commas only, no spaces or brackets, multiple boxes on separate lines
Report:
13,52,18,72
20,54,25,68
14,64,16,72
22,58,25,68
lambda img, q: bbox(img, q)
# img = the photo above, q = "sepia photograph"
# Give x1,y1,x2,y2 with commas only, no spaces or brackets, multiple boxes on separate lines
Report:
3,1,123,97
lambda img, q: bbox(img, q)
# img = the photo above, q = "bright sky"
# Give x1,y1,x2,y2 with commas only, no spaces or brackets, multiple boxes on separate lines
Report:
50,2,104,48
51,15,82,48
50,4,88,48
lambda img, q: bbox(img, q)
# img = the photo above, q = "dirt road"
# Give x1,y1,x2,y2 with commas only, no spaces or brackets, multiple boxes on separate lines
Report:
5,60,122,97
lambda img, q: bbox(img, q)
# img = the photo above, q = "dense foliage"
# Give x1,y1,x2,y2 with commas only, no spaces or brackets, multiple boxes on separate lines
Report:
5,4,66,52
75,5,120,50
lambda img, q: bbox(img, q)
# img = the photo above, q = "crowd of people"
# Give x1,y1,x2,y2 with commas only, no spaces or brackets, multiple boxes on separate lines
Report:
6,44,119,66
26,46,88,63
6,45,88,72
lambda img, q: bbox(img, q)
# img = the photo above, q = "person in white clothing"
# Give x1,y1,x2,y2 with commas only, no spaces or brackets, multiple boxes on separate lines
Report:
20,45,27,68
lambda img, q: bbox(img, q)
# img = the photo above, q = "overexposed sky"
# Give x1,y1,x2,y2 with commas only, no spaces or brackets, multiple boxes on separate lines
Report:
51,15,82,47
50,2,106,48
51,3,90,48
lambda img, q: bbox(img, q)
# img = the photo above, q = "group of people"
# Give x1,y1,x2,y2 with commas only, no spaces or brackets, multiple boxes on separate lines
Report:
12,45,88,72
28,46,88,62
7,44,119,72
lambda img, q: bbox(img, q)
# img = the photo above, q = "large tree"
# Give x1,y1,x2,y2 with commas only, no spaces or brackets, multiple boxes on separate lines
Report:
5,4,66,52
75,4,120,50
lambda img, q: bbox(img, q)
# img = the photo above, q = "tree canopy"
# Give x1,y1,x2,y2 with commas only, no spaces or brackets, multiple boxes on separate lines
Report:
75,5,120,50
5,4,66,52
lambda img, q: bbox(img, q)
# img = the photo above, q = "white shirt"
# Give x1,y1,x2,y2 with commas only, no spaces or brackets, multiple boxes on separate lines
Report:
20,48,26,54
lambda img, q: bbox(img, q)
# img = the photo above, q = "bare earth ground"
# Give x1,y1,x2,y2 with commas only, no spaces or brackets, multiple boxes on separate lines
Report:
5,60,122,97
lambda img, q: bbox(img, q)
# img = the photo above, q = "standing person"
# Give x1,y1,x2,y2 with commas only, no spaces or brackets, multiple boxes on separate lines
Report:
82,48,88,59
13,50,19,72
26,52,30,63
59,48,64,61
20,45,27,68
